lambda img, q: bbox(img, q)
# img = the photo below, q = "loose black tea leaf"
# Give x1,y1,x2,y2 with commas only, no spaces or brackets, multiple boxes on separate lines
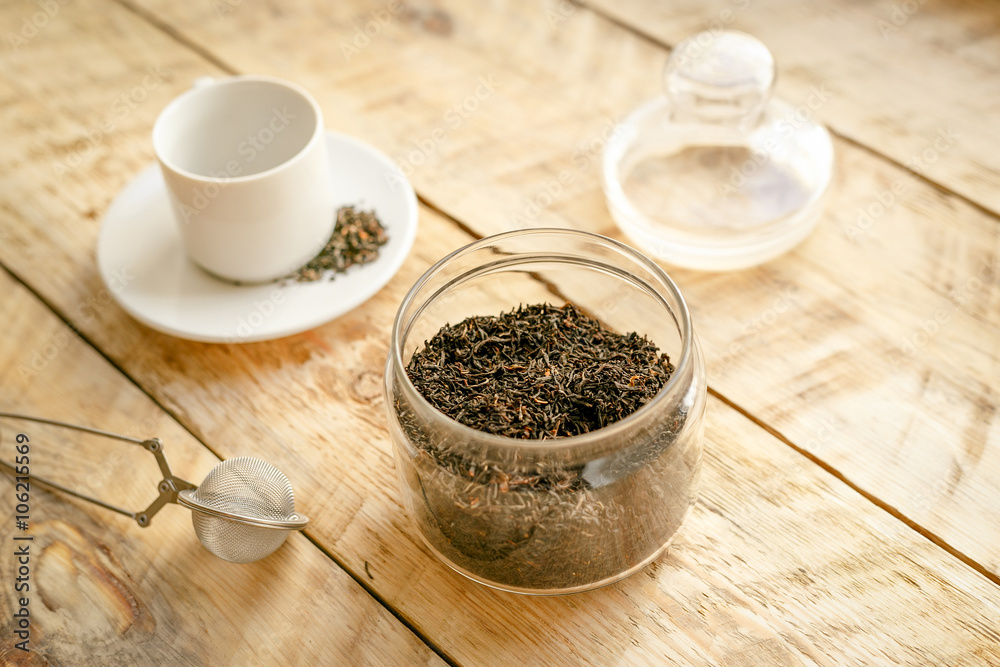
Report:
395,302,699,590
406,303,673,439
286,205,388,282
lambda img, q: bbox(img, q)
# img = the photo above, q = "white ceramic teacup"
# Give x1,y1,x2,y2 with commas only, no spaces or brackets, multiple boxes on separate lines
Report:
153,75,334,283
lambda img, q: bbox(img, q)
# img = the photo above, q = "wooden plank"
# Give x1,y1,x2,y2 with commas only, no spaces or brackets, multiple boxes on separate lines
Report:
111,0,1000,578
2,0,1000,663
585,0,1000,216
6,192,1000,663
5,223,1000,665
0,273,444,666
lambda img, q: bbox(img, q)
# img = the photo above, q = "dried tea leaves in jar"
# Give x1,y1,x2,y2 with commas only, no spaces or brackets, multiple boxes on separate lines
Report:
406,303,673,439
397,303,696,590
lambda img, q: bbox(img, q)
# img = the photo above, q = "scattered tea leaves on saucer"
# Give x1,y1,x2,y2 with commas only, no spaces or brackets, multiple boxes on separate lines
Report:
286,206,389,282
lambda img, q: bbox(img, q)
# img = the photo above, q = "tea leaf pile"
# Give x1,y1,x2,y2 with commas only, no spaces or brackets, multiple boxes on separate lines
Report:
407,303,673,438
286,206,388,282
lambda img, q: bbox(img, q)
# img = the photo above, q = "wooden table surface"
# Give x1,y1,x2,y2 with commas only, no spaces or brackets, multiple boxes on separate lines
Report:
1,0,999,664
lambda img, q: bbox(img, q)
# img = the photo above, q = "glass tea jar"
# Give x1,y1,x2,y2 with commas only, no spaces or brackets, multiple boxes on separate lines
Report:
384,229,706,594
603,31,834,271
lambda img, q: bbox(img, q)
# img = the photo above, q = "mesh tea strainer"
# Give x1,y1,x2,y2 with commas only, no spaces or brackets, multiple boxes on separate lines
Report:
0,413,308,563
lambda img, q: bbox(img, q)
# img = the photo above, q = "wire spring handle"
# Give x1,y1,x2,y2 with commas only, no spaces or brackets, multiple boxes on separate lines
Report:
0,412,308,563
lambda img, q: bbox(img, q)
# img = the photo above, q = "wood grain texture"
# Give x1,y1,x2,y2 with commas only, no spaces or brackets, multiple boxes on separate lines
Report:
5,208,1000,666
0,274,444,666
112,0,1000,578
587,0,1000,215
1,0,999,664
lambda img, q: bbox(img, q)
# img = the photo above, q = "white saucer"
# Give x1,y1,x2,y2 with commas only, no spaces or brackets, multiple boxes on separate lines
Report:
97,131,418,343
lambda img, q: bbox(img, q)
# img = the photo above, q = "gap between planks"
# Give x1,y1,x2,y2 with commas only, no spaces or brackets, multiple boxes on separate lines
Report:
578,0,1000,224
0,260,460,667
73,0,1000,601
112,0,241,76
710,387,1000,589
0,264,227,461
66,0,1000,587
115,0,1000,226
298,530,460,667
420,192,1000,591
41,3,462,659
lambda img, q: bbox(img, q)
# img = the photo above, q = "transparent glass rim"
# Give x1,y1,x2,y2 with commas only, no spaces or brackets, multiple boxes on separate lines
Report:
389,227,694,453
152,74,325,184
602,96,834,258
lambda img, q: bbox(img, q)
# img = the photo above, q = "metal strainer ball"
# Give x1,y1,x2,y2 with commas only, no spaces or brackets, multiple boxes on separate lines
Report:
178,457,308,563
0,414,309,564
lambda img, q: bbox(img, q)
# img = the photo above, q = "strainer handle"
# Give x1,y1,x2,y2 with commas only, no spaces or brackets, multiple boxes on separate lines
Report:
131,437,197,527
0,413,196,528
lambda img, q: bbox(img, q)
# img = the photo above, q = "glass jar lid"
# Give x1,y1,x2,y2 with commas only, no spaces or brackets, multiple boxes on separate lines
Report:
603,31,834,271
